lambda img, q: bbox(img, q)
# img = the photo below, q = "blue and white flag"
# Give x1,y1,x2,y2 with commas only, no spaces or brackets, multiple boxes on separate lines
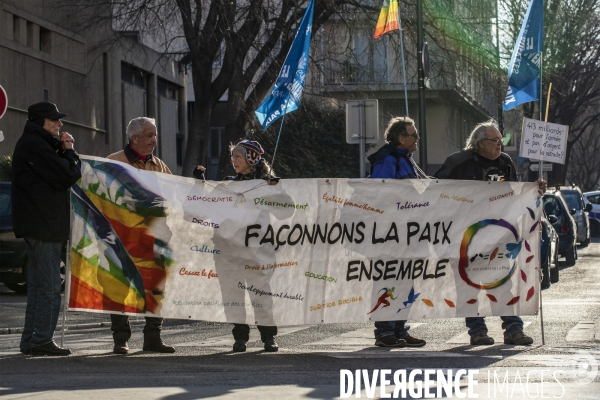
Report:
503,0,544,111
255,0,314,129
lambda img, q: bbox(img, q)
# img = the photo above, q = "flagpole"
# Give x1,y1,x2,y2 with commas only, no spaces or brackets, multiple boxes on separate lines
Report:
537,52,544,183
271,110,287,168
537,48,545,346
398,6,409,116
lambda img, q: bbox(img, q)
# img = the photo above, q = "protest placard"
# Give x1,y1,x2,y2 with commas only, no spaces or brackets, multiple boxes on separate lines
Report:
520,118,569,164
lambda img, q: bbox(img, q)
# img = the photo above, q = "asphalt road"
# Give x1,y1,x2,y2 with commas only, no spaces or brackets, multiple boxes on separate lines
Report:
0,239,598,399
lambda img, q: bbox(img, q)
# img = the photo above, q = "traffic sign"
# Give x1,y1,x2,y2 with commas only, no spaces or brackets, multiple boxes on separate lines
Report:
345,100,379,144
0,85,7,119
529,163,553,172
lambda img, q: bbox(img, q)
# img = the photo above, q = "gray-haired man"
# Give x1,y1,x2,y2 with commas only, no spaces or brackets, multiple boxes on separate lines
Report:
435,119,545,346
106,117,174,354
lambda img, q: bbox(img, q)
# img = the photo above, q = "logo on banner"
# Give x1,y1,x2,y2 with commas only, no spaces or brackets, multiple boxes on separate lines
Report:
459,208,539,304
459,219,520,289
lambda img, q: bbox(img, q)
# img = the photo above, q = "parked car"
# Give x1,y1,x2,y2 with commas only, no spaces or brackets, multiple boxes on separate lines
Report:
583,190,600,237
543,190,578,266
0,182,65,293
556,185,591,246
0,182,28,293
540,213,560,289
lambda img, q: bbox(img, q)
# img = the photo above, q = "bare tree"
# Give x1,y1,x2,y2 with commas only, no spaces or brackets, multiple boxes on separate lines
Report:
498,0,600,184
65,0,514,178
546,12,600,184
64,0,370,177
567,122,600,191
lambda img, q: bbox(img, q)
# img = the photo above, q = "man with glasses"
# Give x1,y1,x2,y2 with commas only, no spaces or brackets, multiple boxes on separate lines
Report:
435,119,515,182
434,119,546,346
12,102,81,356
366,116,427,348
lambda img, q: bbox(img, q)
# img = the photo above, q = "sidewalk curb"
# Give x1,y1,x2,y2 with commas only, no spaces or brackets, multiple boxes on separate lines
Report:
0,320,146,335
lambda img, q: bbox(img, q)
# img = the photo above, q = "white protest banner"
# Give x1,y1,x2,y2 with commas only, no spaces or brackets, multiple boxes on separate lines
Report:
68,156,542,325
520,117,569,164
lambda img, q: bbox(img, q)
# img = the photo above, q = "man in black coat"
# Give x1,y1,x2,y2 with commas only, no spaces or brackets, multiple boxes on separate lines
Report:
435,119,545,346
12,102,81,356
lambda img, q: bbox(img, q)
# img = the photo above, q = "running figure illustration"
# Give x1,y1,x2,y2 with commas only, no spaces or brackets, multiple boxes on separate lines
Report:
367,287,398,314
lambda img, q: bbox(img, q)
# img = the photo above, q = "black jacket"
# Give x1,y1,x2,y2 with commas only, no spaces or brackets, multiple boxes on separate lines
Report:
434,150,517,182
12,121,82,241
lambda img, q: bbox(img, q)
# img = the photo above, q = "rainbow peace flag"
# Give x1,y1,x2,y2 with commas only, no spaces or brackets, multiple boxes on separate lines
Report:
69,159,174,314
374,0,399,39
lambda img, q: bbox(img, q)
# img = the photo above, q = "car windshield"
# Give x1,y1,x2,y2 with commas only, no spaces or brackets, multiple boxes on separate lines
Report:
543,196,562,217
561,192,582,210
0,188,11,217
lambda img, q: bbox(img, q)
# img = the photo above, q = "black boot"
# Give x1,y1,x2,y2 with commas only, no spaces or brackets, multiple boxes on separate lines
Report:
263,336,278,352
233,339,247,352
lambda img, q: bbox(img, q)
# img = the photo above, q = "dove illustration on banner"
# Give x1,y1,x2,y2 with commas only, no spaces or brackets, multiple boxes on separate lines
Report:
505,240,524,259
397,287,420,312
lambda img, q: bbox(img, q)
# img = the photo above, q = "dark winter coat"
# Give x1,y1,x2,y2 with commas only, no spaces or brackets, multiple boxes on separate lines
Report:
12,120,82,241
434,150,517,182
368,143,420,179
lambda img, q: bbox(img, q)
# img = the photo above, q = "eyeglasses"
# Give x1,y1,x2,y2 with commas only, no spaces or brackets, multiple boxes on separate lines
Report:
484,137,504,144
231,154,244,161
403,133,420,139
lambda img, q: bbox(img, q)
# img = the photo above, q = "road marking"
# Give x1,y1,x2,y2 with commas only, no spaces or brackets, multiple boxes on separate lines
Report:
306,324,425,346
566,321,597,342
171,326,311,347
323,350,500,359
446,321,532,344
543,299,600,305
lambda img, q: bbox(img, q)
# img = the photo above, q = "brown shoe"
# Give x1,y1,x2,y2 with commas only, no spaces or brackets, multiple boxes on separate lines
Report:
504,331,533,345
30,341,72,356
470,333,495,345
143,339,175,353
375,335,407,347
401,334,426,347
113,341,129,354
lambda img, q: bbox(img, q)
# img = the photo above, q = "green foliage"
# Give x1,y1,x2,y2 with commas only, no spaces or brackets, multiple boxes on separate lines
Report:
0,154,12,182
252,99,360,179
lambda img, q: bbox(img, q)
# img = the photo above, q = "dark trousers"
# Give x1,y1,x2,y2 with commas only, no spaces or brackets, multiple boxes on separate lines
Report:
20,238,63,350
232,324,277,342
111,314,163,342
465,316,524,339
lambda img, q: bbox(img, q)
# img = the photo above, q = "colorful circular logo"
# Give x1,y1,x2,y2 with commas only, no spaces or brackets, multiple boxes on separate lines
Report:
459,219,519,289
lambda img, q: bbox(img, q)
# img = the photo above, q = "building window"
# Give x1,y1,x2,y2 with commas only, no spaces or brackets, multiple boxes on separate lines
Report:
121,63,146,89
40,27,52,54
325,27,387,85
158,80,178,99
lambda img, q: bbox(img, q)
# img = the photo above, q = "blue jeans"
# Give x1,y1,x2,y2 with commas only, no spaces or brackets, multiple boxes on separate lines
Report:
374,320,409,339
466,316,524,339
20,238,63,350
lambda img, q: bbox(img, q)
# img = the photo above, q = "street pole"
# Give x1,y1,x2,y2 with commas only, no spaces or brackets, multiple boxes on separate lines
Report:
359,100,366,178
416,0,428,173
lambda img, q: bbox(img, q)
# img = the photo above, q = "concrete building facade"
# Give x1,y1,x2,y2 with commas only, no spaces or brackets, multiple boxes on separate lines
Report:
0,0,187,175
315,1,501,175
